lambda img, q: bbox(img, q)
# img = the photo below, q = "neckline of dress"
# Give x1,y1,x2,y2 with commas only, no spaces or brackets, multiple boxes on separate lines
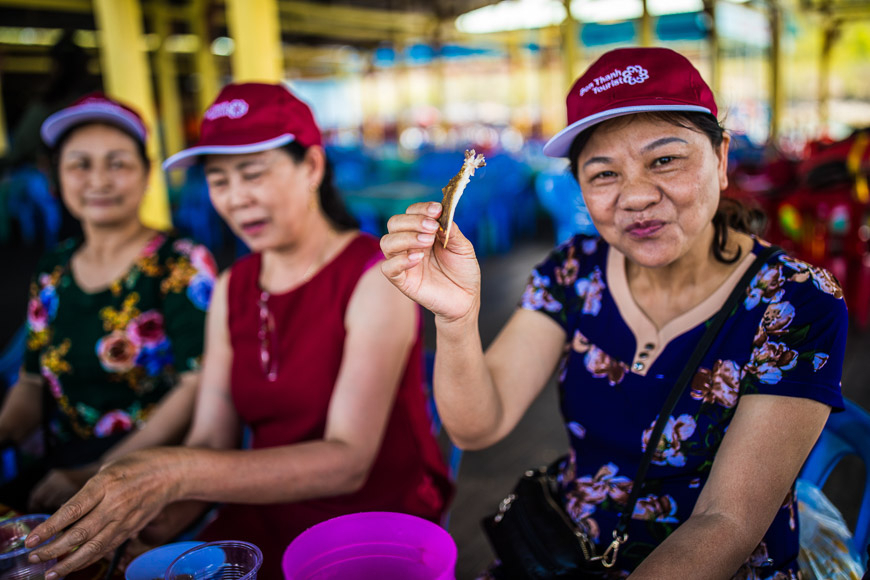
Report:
257,231,360,299
65,232,167,297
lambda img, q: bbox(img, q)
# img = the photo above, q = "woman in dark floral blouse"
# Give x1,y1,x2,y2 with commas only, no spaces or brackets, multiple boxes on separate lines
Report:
381,48,847,578
0,94,215,512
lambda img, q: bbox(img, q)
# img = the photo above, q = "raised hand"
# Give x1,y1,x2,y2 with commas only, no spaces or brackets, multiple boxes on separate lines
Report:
380,202,481,324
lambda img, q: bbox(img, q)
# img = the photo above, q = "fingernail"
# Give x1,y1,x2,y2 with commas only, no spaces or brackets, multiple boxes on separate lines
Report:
427,203,441,216
417,233,435,244
408,251,424,262
45,571,57,580
28,553,40,563
421,219,438,232
25,535,39,548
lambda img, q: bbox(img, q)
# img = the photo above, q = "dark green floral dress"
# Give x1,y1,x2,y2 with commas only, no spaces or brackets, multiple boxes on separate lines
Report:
24,234,215,460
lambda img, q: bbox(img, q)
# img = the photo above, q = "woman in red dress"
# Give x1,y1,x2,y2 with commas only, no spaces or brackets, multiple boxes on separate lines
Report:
25,83,453,580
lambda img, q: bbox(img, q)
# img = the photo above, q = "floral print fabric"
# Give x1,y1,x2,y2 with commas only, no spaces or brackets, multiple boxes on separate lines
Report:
24,235,214,449
518,235,847,578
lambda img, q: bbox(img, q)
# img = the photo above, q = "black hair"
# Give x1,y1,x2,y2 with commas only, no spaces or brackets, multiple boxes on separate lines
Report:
568,110,758,265
281,141,359,231
50,121,151,189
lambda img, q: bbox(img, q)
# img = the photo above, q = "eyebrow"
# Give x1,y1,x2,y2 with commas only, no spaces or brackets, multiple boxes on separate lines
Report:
581,137,689,169
205,159,266,174
63,149,134,158
641,137,688,152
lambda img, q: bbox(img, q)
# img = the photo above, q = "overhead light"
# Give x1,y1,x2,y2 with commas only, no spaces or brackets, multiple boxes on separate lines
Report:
456,0,708,34
211,36,235,56
570,0,705,22
164,34,199,53
455,0,566,34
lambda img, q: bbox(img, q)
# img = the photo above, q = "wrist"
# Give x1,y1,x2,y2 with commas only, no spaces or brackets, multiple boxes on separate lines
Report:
434,308,480,340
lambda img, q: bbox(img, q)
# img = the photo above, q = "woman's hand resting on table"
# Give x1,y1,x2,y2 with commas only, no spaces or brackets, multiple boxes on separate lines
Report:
380,202,481,324
28,468,92,513
24,447,187,580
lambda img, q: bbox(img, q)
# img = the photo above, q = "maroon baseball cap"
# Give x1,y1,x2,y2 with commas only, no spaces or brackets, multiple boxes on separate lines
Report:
163,82,322,170
41,92,147,147
543,47,718,158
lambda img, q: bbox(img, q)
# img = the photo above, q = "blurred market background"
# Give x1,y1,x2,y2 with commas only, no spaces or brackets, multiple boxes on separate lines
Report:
0,0,869,577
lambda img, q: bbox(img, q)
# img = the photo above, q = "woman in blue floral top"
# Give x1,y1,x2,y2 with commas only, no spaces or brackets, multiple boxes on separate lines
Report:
0,94,214,513
381,47,847,578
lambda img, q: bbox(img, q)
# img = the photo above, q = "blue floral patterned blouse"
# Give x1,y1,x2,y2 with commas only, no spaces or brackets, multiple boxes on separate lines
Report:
24,234,215,455
519,235,847,579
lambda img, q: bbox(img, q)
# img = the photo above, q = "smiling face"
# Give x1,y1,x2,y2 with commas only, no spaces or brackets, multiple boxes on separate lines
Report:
574,115,730,269
204,146,324,253
58,123,149,228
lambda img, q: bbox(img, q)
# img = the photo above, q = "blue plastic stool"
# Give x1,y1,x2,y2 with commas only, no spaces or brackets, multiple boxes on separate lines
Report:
801,399,870,556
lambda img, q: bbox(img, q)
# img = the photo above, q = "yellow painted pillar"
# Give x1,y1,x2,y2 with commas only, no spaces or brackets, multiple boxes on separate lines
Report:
225,0,283,82
768,0,782,142
152,0,185,185
191,0,220,114
640,0,653,47
0,72,8,157
703,0,720,96
508,30,525,127
541,27,564,139
818,17,839,136
93,0,171,231
562,0,580,91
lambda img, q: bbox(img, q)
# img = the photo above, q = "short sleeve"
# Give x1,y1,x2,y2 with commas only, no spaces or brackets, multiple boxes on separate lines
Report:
159,239,217,374
518,235,605,335
741,255,848,411
23,277,44,375
23,245,70,376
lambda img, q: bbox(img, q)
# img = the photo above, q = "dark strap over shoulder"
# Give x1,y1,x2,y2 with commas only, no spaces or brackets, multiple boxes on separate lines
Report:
615,244,783,537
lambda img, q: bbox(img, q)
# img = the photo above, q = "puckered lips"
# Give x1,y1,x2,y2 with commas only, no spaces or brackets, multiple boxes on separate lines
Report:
625,219,666,238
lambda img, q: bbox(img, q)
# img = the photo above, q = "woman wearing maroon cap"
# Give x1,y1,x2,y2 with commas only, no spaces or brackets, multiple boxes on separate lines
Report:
25,83,453,580
382,47,846,578
0,94,215,514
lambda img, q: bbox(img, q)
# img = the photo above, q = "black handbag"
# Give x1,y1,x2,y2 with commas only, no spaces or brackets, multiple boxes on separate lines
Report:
481,246,783,580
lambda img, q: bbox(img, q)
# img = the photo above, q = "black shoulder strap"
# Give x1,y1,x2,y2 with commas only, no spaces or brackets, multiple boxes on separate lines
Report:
615,245,783,537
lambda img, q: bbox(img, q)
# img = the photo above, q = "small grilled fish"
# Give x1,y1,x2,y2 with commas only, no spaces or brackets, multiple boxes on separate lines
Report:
438,149,486,247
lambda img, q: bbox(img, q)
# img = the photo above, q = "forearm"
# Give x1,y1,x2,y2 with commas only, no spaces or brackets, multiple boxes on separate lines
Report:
629,513,758,579
0,375,43,443
178,439,374,504
433,313,504,450
102,374,198,464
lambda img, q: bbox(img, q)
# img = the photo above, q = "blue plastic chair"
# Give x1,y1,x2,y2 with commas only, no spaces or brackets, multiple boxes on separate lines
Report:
800,398,870,556
0,325,26,396
1,168,61,248
0,325,27,483
172,165,227,255
533,170,597,244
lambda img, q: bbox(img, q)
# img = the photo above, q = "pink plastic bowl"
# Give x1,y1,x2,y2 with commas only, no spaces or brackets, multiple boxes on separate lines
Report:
281,512,456,580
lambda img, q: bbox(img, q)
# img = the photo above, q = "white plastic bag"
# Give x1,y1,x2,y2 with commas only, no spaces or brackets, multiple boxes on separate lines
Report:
797,478,866,580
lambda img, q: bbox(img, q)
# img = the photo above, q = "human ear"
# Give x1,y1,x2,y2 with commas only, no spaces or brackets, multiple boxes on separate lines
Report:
303,145,326,190
716,133,731,192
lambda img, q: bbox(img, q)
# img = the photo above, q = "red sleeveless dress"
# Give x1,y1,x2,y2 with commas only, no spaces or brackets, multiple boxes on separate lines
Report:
197,234,453,579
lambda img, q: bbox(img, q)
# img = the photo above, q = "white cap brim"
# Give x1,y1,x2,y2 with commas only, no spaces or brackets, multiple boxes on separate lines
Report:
41,104,146,147
162,133,298,171
542,104,713,158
